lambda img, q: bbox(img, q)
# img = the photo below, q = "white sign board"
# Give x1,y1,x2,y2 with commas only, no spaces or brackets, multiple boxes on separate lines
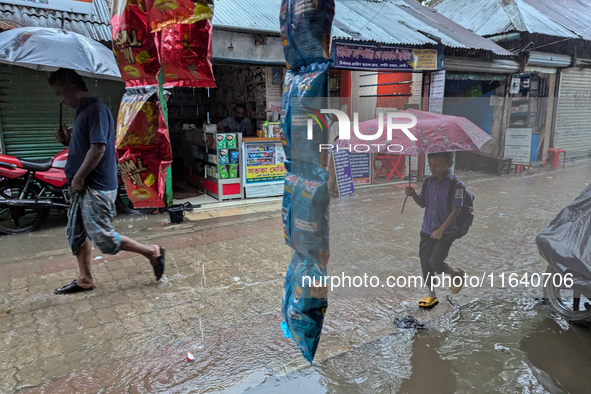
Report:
2,0,93,14
429,70,446,114
504,128,533,166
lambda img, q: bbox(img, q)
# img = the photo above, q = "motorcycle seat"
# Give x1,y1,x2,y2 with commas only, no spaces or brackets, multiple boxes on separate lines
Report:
20,158,53,172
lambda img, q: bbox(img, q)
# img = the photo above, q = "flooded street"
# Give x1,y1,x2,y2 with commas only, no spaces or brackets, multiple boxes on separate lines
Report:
1,161,591,393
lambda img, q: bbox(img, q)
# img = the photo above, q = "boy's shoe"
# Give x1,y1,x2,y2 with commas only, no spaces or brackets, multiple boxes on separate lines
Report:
449,269,466,294
418,297,439,308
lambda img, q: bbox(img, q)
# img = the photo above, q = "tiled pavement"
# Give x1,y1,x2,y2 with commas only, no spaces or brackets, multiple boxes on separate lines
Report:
1,162,589,392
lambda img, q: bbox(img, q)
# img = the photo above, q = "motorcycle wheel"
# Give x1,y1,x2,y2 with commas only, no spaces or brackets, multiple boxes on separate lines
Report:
543,265,591,326
115,184,156,215
0,180,49,235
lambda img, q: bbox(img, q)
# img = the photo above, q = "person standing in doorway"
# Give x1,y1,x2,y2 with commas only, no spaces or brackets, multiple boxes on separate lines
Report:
49,68,165,294
218,104,254,137
405,152,466,308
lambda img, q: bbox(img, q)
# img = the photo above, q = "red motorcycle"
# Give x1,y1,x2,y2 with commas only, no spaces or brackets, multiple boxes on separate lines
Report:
0,149,154,234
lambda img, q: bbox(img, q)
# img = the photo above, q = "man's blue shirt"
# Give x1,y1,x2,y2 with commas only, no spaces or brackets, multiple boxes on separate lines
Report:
65,97,118,191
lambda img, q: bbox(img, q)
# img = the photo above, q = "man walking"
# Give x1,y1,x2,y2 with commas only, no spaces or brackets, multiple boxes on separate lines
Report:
49,68,165,294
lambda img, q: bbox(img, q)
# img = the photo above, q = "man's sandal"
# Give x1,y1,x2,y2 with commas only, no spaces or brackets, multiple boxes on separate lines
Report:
151,246,165,281
418,297,439,308
54,280,95,295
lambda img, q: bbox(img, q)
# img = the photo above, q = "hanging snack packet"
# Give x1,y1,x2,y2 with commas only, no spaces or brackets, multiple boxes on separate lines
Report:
159,19,215,88
281,251,328,363
282,171,301,248
280,0,335,70
148,0,213,32
289,164,330,261
280,69,299,162
116,87,172,208
283,63,331,167
111,0,160,87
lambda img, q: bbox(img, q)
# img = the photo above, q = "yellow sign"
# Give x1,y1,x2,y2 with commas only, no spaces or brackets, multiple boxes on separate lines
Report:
245,164,287,183
412,49,439,70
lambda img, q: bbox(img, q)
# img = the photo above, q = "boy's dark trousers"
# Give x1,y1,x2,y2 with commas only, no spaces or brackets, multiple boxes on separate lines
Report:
419,231,456,287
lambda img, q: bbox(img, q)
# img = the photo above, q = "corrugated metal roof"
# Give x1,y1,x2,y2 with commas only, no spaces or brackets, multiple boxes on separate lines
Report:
434,0,585,39
212,0,512,55
0,0,111,42
212,0,282,32
522,0,591,40
0,0,514,54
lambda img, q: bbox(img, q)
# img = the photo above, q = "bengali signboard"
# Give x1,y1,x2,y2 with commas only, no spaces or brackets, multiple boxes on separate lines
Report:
350,153,371,185
332,150,355,197
3,0,93,14
504,128,533,166
243,142,287,184
332,42,442,71
429,70,446,114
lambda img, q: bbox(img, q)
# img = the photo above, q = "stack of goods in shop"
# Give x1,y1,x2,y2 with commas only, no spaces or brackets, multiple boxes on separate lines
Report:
209,65,269,124
111,0,215,207
279,0,335,364
115,86,173,208
206,132,239,180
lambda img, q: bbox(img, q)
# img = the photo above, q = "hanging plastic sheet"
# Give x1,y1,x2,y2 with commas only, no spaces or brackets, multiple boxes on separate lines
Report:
159,19,216,88
147,0,213,32
111,0,160,87
536,184,591,291
115,86,172,208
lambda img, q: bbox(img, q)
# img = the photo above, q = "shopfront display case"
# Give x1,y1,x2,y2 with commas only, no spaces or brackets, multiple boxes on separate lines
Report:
185,125,244,201
242,137,286,198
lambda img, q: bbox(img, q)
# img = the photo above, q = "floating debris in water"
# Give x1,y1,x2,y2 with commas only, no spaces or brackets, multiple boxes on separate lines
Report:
393,316,427,330
411,256,420,260
498,214,505,217
394,226,404,230
187,352,195,362
94,256,103,260
0,310,9,315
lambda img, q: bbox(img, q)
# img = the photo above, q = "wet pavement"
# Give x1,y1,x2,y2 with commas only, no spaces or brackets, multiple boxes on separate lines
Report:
1,161,590,393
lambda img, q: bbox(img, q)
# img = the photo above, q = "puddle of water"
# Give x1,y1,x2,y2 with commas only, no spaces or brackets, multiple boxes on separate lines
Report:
248,295,591,393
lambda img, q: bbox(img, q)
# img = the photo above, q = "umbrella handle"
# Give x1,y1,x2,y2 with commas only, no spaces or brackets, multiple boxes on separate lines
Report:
59,102,63,130
401,195,409,214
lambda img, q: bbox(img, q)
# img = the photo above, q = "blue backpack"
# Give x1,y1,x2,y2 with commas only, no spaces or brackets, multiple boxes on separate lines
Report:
427,175,474,238
448,178,475,239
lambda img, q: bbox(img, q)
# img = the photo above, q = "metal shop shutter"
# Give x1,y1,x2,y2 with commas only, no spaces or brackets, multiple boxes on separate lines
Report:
554,68,591,159
0,65,124,160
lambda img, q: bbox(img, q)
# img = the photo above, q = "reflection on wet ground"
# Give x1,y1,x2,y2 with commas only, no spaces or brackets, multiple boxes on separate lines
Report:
252,294,591,393
1,162,591,392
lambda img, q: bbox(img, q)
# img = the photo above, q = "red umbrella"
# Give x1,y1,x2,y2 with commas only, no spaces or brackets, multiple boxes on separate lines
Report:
334,109,492,212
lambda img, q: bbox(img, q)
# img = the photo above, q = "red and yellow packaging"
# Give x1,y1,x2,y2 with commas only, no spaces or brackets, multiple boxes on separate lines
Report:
159,19,215,88
147,0,213,32
116,87,172,208
111,0,160,87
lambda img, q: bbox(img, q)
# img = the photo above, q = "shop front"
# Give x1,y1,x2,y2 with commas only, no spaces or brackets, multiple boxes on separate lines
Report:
167,62,287,203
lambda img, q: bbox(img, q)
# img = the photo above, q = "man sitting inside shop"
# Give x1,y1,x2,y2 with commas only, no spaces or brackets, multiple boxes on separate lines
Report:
218,104,254,137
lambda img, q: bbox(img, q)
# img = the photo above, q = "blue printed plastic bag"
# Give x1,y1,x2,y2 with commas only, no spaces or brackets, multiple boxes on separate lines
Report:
281,63,331,167
282,171,301,248
280,0,335,70
281,251,328,363
289,164,330,261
